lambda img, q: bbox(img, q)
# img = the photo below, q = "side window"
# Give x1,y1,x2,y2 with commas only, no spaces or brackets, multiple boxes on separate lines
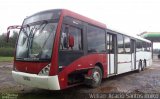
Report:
107,34,114,53
124,36,131,53
117,34,124,53
87,25,105,53
149,43,152,51
60,25,68,50
143,42,146,51
136,40,142,52
145,42,151,52
60,24,82,50
70,26,82,50
130,39,135,53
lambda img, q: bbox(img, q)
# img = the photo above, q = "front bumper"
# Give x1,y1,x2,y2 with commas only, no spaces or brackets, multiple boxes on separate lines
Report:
12,71,60,90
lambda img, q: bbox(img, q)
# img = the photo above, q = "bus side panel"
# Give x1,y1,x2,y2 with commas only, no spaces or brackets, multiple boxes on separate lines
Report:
136,51,152,69
117,54,132,74
144,51,152,67
107,54,115,74
57,54,107,89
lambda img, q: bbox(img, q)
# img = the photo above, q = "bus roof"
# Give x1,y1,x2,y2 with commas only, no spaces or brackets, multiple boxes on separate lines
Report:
61,9,106,29
106,28,151,43
25,9,106,29
25,9,150,43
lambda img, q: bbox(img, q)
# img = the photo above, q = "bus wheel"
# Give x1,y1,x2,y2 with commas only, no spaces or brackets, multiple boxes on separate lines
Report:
138,60,142,72
90,66,102,88
143,59,147,69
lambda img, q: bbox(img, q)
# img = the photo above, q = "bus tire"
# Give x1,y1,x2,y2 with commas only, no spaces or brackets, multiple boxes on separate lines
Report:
90,66,102,88
138,60,142,72
141,60,144,71
143,59,147,69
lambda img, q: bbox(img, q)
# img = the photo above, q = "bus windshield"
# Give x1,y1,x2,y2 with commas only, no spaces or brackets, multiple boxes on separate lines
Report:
16,21,58,61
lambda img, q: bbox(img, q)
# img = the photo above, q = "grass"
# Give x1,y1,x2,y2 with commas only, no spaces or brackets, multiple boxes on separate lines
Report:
0,56,14,62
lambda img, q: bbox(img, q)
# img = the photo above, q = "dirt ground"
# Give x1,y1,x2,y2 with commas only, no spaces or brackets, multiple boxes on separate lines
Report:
0,60,160,99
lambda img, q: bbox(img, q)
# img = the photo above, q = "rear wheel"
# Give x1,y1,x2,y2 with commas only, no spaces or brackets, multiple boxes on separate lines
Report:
143,59,147,69
138,60,142,72
89,66,102,88
142,59,147,71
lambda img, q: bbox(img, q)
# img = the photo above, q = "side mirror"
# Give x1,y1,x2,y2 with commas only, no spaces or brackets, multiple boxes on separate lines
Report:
6,30,10,42
69,35,74,48
5,25,21,42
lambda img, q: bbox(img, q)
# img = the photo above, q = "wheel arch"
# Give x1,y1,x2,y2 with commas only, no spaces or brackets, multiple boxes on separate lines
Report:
95,62,104,77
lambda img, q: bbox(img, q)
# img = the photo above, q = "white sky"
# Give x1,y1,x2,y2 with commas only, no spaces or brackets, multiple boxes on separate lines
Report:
0,0,160,48
1,0,160,34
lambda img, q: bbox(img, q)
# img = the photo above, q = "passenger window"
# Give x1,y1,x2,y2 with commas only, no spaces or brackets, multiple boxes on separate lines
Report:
136,40,142,52
60,24,82,50
130,39,135,53
117,34,124,54
87,25,105,53
124,36,131,53
70,26,82,50
144,42,151,52
149,43,152,51
142,42,146,51
107,34,114,53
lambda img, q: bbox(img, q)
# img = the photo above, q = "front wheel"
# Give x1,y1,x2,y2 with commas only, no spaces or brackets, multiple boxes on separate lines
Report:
90,66,102,88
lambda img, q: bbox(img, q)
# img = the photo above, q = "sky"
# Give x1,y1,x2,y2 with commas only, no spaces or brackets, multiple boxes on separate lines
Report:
0,0,160,48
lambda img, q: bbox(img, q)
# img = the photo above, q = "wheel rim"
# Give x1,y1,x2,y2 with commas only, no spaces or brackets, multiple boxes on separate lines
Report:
93,71,100,83
144,61,146,67
139,62,142,71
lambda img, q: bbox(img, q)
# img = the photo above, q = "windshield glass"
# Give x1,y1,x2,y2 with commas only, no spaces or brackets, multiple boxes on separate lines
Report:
16,21,58,61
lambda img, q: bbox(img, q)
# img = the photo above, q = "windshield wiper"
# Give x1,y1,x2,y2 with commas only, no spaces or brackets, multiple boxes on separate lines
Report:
30,20,48,37
27,21,48,58
39,20,48,33
21,25,30,37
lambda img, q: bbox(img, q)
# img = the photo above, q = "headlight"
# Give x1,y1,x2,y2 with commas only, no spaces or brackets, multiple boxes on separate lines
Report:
38,64,51,76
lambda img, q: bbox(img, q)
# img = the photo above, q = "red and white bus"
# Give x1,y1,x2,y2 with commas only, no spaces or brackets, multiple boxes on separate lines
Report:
10,9,152,90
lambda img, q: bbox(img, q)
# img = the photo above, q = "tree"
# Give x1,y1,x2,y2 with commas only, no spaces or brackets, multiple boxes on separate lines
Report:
0,30,19,48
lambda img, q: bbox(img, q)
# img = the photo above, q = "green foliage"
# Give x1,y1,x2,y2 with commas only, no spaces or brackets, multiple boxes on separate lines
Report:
0,31,18,57
0,47,14,57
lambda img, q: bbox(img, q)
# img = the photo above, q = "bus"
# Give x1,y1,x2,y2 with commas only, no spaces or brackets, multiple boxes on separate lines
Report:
8,9,152,90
